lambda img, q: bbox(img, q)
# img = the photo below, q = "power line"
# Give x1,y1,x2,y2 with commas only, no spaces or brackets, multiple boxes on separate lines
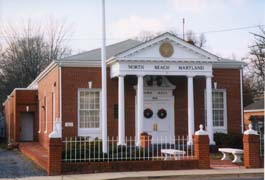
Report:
201,25,265,34
0,24,264,41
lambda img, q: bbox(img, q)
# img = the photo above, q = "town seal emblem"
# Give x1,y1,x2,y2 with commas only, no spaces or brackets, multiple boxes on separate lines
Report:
159,42,174,58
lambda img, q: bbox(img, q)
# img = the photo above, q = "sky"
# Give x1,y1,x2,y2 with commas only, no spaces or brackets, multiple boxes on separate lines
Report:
0,0,264,60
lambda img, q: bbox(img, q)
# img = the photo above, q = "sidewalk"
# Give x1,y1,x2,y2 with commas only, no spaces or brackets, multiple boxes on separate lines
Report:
11,168,264,180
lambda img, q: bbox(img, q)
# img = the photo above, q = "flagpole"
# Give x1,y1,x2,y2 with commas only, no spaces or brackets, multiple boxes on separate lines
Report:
101,0,108,153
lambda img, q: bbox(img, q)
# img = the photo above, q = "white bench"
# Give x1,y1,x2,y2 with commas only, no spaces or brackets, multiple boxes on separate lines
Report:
161,149,186,160
218,148,243,163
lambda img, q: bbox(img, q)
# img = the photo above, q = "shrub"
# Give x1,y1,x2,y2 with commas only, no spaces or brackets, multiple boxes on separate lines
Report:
214,133,243,149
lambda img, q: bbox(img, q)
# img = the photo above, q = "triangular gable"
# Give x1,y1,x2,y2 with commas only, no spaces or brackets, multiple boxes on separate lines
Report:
114,32,219,62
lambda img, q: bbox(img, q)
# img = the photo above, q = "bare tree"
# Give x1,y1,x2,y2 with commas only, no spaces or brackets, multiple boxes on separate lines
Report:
245,27,265,97
186,30,206,48
0,19,72,107
134,31,161,42
135,30,206,48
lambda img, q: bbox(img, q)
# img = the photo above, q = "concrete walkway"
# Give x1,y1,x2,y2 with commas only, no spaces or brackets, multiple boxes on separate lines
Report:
11,168,264,180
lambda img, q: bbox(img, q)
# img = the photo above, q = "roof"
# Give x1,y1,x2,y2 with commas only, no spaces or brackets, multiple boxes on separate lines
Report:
27,32,245,89
244,98,264,111
59,33,244,68
61,39,142,61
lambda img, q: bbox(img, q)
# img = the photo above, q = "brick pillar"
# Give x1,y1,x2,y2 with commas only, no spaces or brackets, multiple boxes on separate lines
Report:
193,125,210,169
243,124,260,168
140,132,152,148
48,138,62,175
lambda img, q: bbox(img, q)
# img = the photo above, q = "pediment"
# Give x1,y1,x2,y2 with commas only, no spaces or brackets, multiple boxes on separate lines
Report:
115,33,218,62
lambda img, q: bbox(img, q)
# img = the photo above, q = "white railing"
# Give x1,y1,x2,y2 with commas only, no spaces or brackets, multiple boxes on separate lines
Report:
62,136,194,162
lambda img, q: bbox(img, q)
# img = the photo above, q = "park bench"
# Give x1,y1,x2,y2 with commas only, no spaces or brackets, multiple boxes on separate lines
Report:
218,148,243,163
161,149,186,160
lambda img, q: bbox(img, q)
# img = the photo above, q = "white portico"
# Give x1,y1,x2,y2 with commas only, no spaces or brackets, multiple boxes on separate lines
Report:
107,33,218,145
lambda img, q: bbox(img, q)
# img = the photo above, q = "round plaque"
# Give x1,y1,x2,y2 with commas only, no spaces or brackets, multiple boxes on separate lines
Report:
159,42,174,58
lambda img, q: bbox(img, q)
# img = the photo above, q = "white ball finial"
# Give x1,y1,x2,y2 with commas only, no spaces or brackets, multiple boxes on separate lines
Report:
244,123,258,135
195,124,208,135
248,124,253,130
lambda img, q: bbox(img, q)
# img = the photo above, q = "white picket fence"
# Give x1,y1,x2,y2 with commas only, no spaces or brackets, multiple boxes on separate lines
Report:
62,136,194,162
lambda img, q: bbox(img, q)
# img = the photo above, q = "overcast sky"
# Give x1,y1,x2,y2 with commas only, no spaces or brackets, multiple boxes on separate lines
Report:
0,0,264,60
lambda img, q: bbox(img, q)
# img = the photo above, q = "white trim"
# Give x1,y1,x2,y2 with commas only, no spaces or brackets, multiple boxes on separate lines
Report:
205,89,228,134
27,61,57,88
244,109,264,113
115,33,218,61
3,88,37,106
77,88,102,138
52,90,55,131
55,60,101,67
38,98,41,133
44,95,48,133
59,66,62,123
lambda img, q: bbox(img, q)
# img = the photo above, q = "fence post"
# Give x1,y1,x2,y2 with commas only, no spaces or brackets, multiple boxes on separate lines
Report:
193,124,210,169
243,124,261,168
48,138,62,175
48,121,62,175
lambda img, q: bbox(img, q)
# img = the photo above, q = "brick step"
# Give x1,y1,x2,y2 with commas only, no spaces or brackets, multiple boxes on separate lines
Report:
19,142,48,172
210,160,242,168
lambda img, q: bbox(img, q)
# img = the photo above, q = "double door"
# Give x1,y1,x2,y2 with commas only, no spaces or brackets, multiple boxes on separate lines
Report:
143,99,173,143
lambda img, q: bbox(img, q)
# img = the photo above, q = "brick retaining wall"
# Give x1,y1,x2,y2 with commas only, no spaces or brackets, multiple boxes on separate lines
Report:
62,160,199,174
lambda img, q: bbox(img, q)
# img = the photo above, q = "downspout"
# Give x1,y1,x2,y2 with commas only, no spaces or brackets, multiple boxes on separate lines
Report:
240,66,244,133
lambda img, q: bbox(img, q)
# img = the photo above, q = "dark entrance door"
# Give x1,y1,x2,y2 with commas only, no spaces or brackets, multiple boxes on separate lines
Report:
20,112,34,141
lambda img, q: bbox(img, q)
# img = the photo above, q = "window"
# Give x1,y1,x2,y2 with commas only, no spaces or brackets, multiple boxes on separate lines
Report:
44,96,48,133
205,89,227,132
78,90,101,130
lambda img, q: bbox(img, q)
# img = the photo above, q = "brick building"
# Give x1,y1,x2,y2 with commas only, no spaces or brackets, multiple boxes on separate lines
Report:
244,98,264,134
3,32,244,150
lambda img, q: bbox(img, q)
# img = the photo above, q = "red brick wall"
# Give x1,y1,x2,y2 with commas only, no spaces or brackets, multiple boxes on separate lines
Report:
15,90,38,142
58,67,242,139
213,69,241,133
38,66,60,149
61,67,102,137
3,66,242,144
62,160,198,174
243,134,261,168
3,95,15,142
194,135,210,169
3,90,38,143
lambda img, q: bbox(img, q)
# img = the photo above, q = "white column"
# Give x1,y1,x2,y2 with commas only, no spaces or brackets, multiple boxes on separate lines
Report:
118,75,125,145
206,76,215,145
187,75,195,145
137,75,144,145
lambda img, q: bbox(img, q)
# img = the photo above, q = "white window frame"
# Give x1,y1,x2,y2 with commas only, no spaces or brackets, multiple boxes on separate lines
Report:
205,89,227,133
77,88,101,137
38,99,41,133
44,95,48,133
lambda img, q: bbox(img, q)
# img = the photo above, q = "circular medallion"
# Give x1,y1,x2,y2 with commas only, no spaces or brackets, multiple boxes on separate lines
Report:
144,108,153,119
157,109,167,119
159,42,174,58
